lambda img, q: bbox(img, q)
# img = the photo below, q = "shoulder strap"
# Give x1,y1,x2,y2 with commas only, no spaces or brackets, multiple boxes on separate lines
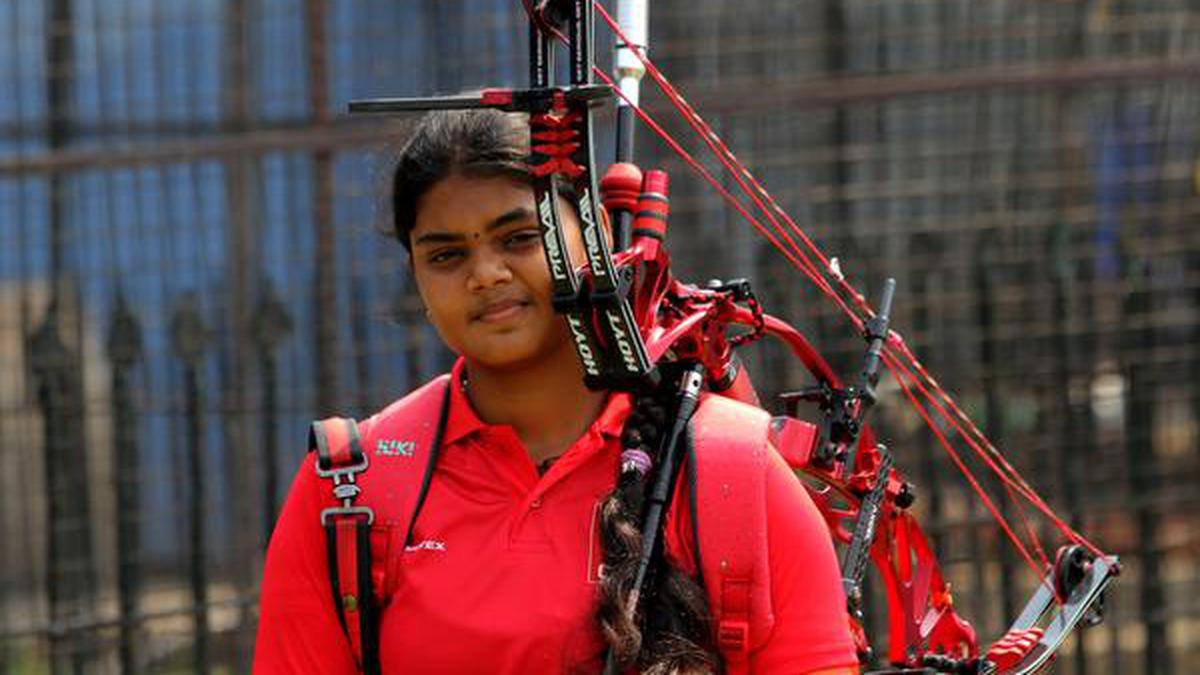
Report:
689,394,786,673
308,375,452,675
310,416,379,674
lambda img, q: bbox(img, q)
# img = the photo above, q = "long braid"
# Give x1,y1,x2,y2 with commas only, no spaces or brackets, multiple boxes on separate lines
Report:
595,384,718,673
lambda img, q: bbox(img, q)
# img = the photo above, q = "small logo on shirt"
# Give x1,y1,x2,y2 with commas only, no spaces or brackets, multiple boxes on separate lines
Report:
377,438,416,458
404,539,447,553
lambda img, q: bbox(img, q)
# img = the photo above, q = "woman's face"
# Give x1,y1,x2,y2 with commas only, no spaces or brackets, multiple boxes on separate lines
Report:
409,172,589,372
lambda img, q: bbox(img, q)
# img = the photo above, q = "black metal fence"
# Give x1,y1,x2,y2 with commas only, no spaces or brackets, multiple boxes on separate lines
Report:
0,1,1197,673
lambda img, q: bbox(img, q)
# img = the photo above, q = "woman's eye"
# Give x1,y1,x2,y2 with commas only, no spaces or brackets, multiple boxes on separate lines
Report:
428,249,463,265
505,230,541,249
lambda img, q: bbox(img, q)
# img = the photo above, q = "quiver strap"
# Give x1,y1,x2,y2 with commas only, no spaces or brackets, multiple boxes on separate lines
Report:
311,418,380,675
307,375,452,674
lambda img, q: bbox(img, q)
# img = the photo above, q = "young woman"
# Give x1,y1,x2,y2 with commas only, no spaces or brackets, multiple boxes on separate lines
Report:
254,110,858,674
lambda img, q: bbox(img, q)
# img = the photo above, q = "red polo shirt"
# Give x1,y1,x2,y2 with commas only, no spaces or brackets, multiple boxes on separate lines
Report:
255,361,856,673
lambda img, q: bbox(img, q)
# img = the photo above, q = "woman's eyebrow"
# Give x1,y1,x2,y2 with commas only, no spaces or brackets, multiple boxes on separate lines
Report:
412,206,536,247
486,206,536,231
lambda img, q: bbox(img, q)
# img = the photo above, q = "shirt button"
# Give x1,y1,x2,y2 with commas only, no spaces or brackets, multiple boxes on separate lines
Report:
530,499,542,509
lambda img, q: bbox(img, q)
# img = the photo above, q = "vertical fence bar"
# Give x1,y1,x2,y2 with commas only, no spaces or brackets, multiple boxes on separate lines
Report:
1050,88,1092,674
45,0,69,298
823,0,849,261
963,77,994,637
37,1,96,670
909,262,944,553
307,0,338,415
221,2,261,667
1119,179,1169,675
171,298,212,675
108,295,143,675
1051,221,1088,671
252,286,292,544
975,232,1019,625
30,309,93,675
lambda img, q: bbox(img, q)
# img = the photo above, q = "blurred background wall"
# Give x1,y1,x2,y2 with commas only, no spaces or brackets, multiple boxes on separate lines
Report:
0,0,1196,673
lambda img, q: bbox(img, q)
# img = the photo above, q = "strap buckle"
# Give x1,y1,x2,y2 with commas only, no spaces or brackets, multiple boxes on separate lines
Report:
320,505,375,527
315,453,374,525
314,451,369,479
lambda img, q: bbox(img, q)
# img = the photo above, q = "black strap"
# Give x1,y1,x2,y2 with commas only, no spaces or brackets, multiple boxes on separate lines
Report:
357,517,380,675
684,425,705,591
324,516,379,675
402,383,452,547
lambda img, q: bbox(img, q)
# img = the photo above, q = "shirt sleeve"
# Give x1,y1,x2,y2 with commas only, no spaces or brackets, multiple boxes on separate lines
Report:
749,446,859,674
253,456,358,675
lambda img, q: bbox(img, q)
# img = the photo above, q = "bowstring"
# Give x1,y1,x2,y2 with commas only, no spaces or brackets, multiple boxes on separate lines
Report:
526,0,1109,577
884,348,1105,559
884,350,1046,576
590,1,1077,566
591,1,1114,570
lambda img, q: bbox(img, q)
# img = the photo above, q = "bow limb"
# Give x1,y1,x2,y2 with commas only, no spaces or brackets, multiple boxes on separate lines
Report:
762,313,842,389
984,551,1119,674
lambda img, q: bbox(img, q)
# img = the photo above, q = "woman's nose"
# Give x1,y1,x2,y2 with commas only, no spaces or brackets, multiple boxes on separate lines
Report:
467,247,513,290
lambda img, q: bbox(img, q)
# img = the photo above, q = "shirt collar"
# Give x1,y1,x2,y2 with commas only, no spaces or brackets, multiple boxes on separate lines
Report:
441,357,631,447
441,358,488,447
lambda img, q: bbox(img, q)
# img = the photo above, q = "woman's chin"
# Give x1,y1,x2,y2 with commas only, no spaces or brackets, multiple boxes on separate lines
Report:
464,334,577,374
462,338,544,372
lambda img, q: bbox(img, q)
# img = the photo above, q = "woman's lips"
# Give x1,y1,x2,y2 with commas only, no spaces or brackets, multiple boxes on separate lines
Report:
474,299,529,323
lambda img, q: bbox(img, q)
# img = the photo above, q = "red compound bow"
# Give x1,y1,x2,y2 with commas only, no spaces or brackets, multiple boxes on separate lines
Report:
350,2,1119,672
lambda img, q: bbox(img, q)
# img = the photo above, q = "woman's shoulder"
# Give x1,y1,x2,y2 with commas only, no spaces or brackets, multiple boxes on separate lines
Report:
692,393,773,456
695,391,770,419
364,372,454,429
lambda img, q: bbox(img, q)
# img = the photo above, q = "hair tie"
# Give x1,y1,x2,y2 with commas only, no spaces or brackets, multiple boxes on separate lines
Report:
620,448,653,476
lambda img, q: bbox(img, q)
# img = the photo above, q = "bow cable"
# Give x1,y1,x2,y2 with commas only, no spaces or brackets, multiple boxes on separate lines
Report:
585,0,1110,570
589,27,1055,580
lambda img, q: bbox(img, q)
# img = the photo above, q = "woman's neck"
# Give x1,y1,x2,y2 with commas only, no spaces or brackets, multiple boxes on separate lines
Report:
463,350,607,464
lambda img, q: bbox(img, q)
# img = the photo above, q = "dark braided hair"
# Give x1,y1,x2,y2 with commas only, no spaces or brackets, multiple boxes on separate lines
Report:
596,377,719,674
391,110,719,672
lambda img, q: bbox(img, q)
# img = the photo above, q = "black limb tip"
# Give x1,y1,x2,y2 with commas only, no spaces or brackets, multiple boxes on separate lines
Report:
537,0,572,28
921,654,989,674
1054,544,1092,599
